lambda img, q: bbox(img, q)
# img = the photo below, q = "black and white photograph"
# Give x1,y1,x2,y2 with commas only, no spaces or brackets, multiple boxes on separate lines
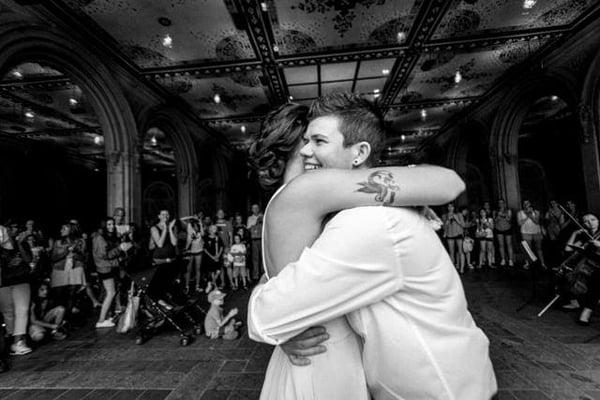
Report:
0,0,600,399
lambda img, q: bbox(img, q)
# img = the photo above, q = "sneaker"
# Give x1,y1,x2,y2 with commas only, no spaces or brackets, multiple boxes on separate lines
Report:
51,330,67,341
562,300,580,310
95,319,115,328
500,259,506,267
157,299,173,311
10,340,32,356
508,260,514,267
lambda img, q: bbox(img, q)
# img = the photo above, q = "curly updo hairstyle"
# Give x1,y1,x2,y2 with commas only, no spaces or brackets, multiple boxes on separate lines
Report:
248,103,309,191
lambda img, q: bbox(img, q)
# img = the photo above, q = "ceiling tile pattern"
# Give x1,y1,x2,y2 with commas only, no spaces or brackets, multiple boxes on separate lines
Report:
157,71,270,118
433,0,597,40
269,0,422,55
1,0,599,159
397,39,548,103
63,0,255,68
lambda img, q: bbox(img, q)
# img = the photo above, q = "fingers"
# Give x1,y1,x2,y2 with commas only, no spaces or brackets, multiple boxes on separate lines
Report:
288,345,327,357
289,354,312,366
295,334,330,349
291,326,327,341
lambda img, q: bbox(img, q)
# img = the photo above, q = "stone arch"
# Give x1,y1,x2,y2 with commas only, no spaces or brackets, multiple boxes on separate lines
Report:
490,72,579,211
580,49,600,213
137,106,200,218
0,23,141,222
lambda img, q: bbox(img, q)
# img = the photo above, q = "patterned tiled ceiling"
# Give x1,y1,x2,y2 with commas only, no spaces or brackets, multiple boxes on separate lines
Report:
1,0,599,160
0,62,174,170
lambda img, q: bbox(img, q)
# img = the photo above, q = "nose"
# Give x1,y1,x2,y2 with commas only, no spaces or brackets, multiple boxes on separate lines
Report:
299,142,312,158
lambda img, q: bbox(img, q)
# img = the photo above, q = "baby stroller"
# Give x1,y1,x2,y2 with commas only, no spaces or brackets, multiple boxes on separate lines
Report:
128,264,208,346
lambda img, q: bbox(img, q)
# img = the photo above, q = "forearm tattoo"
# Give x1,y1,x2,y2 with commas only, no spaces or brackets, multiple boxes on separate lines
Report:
356,170,400,205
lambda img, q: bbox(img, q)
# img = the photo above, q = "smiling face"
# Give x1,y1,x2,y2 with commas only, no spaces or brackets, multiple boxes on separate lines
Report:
158,210,169,223
106,219,115,233
60,224,71,237
300,116,357,172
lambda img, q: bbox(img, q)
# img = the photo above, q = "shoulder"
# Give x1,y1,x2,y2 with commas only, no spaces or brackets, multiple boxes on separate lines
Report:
326,206,420,236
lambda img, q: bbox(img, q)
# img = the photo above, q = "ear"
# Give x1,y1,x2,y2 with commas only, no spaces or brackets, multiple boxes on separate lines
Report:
352,141,372,167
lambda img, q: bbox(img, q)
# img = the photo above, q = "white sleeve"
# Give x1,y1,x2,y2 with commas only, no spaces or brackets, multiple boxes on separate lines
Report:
247,207,403,345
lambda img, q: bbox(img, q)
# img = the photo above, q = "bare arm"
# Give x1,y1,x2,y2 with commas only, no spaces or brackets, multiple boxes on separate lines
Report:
265,165,465,277
151,226,167,248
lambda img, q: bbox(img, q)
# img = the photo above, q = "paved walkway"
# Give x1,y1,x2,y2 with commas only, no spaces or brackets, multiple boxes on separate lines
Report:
1,270,600,399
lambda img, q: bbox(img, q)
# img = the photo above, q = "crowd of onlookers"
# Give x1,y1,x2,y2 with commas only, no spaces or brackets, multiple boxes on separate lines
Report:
439,199,586,273
0,204,264,369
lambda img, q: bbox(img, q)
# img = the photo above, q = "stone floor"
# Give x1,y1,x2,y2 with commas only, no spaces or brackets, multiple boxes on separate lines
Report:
1,269,600,399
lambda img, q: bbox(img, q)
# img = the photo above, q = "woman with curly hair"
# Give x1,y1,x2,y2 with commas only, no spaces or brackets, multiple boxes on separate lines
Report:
248,101,465,399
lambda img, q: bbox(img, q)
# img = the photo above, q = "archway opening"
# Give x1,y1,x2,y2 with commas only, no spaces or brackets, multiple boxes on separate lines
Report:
517,95,585,210
141,126,177,223
0,62,106,231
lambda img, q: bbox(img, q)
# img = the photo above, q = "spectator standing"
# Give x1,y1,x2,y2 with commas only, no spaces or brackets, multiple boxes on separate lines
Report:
494,199,514,267
184,217,204,293
0,224,32,355
50,224,87,317
442,204,465,273
203,225,224,290
230,234,248,290
148,210,178,305
518,200,546,268
461,208,475,269
247,204,263,280
477,209,494,268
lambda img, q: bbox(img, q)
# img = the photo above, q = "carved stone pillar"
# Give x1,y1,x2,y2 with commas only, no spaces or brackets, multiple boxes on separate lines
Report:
578,103,600,214
106,150,142,225
177,164,199,217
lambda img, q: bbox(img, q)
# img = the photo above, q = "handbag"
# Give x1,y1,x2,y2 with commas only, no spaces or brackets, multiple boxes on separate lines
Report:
116,282,139,333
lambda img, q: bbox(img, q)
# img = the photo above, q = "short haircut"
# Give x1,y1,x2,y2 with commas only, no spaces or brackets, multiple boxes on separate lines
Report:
248,103,309,191
308,93,386,165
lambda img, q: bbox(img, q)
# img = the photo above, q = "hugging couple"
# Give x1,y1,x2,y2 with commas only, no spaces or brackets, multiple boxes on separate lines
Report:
247,93,497,400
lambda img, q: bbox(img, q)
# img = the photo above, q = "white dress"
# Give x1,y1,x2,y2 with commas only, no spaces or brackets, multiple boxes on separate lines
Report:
257,186,369,400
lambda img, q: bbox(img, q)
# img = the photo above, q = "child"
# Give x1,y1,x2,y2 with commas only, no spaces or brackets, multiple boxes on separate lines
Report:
230,234,247,290
204,289,241,340
203,225,223,291
29,283,67,342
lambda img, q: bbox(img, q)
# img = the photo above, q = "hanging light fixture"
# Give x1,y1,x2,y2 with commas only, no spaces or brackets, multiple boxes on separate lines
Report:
288,95,294,101
93,135,102,145
241,125,246,133
213,93,221,104
24,110,35,120
150,136,157,146
12,70,23,79
420,109,427,120
397,32,407,43
69,97,79,106
260,2,268,11
401,134,406,141
382,69,390,76
162,34,173,48
454,70,462,84
523,0,536,9
551,95,559,101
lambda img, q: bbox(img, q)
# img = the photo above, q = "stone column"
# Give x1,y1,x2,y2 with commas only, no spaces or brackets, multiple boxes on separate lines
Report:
106,150,142,225
491,148,520,211
177,164,199,217
578,103,600,214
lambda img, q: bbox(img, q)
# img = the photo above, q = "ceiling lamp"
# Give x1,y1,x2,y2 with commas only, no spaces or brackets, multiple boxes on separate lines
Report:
401,134,406,141
93,135,102,145
162,34,173,48
551,95,559,101
94,168,100,172
523,0,536,9
454,70,462,84
24,110,35,119
273,45,279,52
420,109,427,120
289,95,294,101
241,125,246,133
373,89,380,94
12,70,23,79
150,136,157,146
260,2,267,11
397,32,407,43
213,93,221,104
373,93,380,99
69,98,78,106
382,69,390,76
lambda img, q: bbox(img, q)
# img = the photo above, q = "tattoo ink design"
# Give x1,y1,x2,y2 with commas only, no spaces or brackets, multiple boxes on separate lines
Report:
356,171,400,205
